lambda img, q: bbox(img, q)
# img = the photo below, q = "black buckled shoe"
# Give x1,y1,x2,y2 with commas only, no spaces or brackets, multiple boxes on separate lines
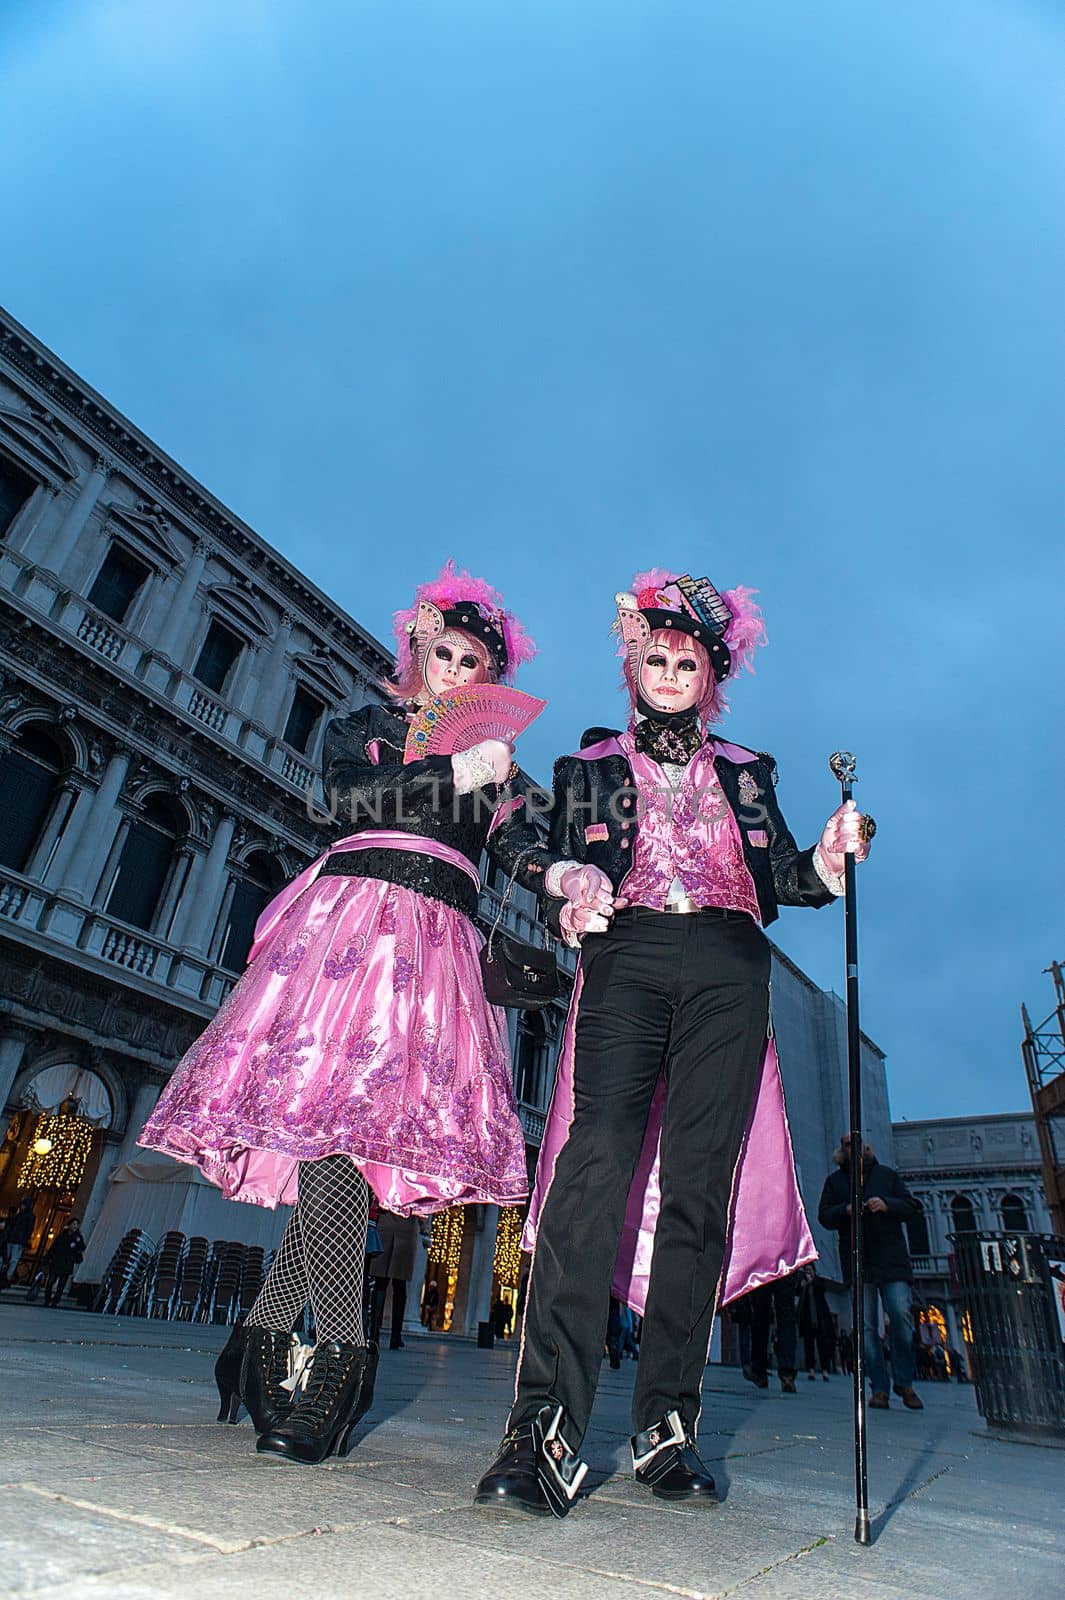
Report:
474,1404,587,1519
632,1410,718,1504
256,1340,369,1465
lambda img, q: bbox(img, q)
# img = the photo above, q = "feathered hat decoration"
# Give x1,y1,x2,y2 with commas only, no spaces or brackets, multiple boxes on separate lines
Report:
615,567,767,706
392,562,536,682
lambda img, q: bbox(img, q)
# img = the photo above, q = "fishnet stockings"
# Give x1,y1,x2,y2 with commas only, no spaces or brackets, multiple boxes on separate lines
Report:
246,1156,369,1344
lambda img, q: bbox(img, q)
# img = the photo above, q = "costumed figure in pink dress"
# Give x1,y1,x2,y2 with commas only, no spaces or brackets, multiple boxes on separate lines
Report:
475,570,874,1517
140,564,550,1465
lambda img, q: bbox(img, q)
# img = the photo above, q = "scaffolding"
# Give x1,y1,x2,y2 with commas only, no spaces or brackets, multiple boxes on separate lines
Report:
1021,961,1065,1236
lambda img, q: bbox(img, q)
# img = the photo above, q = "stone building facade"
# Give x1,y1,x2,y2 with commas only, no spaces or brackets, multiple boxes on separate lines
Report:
892,1112,1055,1353
0,303,567,1331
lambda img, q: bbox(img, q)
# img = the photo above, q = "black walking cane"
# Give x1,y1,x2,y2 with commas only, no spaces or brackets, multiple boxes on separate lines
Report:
828,751,875,1546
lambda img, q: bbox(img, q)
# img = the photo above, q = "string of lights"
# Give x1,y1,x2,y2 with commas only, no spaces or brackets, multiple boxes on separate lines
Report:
18,1113,94,1193
492,1206,523,1288
427,1208,466,1273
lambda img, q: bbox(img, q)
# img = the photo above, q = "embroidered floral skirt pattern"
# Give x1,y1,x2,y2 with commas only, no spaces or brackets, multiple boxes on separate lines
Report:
139,876,529,1216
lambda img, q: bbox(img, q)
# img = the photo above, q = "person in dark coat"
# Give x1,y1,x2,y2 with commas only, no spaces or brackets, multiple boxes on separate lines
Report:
746,1272,800,1392
0,1197,36,1287
42,1217,85,1308
837,1327,853,1375
368,1210,421,1350
818,1135,923,1411
492,1298,514,1339
797,1264,835,1379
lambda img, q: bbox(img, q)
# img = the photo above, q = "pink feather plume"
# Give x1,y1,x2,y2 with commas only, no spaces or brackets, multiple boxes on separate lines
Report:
391,561,536,682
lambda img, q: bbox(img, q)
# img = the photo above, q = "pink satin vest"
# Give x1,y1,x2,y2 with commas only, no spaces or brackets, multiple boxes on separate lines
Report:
618,734,762,921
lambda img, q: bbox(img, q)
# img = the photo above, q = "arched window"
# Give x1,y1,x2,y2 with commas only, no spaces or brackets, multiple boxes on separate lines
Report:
1000,1193,1029,1233
906,1200,931,1258
219,851,285,972
0,723,66,873
950,1195,978,1236
106,794,184,931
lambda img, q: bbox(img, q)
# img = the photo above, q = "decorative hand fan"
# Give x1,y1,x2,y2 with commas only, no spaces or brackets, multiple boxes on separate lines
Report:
403,685,547,763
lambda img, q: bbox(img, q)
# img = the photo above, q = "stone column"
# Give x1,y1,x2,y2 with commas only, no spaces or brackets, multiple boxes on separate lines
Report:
155,844,195,941
171,813,237,955
227,641,259,713
0,1022,34,1126
154,539,210,665
253,614,295,733
90,819,130,911
462,1205,500,1337
207,875,238,966
46,458,112,579
27,778,85,882
59,750,132,904
4,483,55,553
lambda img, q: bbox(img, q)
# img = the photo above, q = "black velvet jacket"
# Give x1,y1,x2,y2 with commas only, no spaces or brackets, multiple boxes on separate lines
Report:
543,726,834,932
319,704,553,919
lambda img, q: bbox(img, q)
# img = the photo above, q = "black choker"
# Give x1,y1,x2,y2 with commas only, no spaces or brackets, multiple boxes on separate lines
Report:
633,708,704,766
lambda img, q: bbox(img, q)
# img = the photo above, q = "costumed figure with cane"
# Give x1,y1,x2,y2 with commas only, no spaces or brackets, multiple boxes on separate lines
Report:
475,569,874,1517
141,564,551,1464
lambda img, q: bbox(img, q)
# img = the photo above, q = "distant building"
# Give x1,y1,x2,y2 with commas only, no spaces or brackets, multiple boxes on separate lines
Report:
892,1112,1055,1353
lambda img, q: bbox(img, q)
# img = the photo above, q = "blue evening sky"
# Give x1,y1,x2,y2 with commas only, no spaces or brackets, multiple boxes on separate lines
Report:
2,1,1062,1123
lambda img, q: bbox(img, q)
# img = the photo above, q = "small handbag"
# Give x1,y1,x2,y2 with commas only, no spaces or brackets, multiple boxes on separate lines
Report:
479,846,560,1011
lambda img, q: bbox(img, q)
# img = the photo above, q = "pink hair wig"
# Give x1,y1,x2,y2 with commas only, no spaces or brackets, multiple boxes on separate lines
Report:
388,561,537,700
621,569,767,724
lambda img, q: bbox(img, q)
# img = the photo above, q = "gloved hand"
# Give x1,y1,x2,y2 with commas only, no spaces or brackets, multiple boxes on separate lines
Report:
559,901,613,944
818,800,874,876
451,738,515,791
558,864,615,913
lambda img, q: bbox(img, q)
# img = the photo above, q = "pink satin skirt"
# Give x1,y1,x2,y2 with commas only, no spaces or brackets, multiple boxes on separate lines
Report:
139,876,529,1216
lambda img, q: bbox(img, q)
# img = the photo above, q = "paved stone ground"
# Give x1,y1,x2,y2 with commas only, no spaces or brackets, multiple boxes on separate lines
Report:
0,1303,1061,1600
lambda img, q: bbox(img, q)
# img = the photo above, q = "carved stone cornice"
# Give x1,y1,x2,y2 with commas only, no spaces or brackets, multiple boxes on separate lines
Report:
0,311,392,678
0,938,205,1069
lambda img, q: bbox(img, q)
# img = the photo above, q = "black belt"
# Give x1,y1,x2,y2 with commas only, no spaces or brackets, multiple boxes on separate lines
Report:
612,904,756,923
318,845,479,920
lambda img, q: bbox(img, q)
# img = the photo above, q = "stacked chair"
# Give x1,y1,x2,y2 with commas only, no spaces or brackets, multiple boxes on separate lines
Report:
174,1236,210,1321
235,1246,266,1320
90,1230,278,1326
93,1229,155,1315
144,1232,187,1319
206,1241,247,1324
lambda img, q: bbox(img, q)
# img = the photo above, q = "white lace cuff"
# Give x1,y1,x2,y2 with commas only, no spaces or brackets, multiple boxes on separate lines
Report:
813,843,846,897
452,747,496,794
545,859,583,899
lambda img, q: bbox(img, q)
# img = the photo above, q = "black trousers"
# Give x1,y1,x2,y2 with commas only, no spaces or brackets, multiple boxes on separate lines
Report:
512,908,771,1441
749,1276,798,1379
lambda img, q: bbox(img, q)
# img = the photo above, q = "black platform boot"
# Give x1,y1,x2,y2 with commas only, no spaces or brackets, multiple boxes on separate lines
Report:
214,1321,247,1423
631,1409,718,1503
474,1404,587,1519
240,1326,296,1435
256,1340,369,1465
